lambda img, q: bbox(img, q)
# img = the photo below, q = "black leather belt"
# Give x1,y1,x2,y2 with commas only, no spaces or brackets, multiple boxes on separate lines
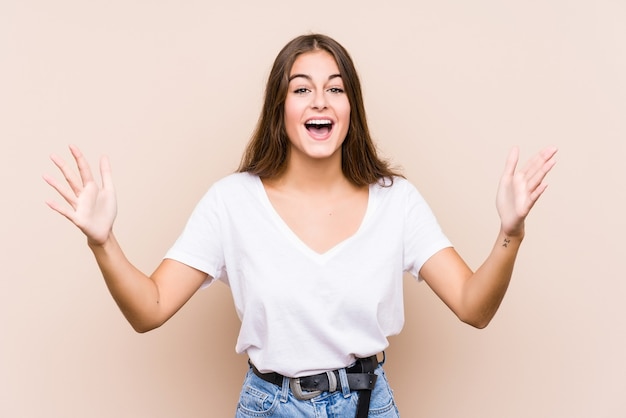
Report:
249,355,379,418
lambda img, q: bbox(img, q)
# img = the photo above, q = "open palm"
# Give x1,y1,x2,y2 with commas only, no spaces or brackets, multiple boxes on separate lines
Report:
496,146,558,237
44,145,117,246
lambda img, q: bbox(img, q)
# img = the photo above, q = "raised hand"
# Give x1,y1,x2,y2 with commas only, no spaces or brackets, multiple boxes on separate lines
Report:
496,146,558,237
43,145,117,246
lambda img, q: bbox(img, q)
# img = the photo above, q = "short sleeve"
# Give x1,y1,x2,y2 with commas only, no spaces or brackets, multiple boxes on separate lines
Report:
402,182,452,280
164,184,226,287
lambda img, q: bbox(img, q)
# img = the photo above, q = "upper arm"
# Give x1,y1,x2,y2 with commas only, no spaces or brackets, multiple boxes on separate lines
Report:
418,247,473,319
148,258,211,329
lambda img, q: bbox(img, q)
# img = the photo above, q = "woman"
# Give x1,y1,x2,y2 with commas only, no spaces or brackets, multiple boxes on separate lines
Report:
44,34,557,417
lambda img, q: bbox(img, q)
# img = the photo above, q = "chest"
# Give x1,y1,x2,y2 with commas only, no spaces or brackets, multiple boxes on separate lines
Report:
263,186,369,255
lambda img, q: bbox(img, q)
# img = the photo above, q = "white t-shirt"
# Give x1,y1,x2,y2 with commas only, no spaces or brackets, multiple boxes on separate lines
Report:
165,172,451,377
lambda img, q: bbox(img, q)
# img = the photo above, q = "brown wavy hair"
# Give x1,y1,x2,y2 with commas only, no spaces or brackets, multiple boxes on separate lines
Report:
238,34,400,186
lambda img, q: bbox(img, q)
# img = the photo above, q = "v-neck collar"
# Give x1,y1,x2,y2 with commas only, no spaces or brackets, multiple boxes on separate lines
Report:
253,175,375,263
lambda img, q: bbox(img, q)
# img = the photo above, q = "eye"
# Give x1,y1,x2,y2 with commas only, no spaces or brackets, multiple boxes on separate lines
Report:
327,87,344,94
293,87,310,94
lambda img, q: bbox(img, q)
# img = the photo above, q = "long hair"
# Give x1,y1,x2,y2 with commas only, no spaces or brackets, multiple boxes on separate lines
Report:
238,34,401,186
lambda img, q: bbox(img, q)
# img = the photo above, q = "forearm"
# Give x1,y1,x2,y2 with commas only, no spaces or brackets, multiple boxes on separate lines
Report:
421,146,555,328
45,146,205,332
460,228,524,328
89,233,162,332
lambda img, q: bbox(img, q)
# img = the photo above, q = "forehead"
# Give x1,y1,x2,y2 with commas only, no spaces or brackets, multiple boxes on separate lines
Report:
289,50,341,78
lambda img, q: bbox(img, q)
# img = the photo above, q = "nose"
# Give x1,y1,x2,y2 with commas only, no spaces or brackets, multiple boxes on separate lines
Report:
310,89,327,110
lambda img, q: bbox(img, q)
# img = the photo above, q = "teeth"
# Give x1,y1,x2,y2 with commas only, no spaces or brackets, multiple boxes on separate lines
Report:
306,119,332,126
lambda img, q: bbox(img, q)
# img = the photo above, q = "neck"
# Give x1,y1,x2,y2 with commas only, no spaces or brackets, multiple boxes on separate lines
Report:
271,149,350,193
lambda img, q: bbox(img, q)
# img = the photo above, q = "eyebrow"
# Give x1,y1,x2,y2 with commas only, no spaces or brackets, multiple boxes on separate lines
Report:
288,73,342,82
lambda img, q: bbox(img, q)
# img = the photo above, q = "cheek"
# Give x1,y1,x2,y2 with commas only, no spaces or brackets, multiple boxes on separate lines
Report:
339,103,351,125
335,97,351,119
283,105,295,127
283,104,301,140
283,98,301,124
339,108,351,139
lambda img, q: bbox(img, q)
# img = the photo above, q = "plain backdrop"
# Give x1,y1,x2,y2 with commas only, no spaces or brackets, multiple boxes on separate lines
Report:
1,1,625,417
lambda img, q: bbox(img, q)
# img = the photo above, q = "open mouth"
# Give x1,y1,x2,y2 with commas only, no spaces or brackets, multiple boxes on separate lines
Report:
304,119,333,136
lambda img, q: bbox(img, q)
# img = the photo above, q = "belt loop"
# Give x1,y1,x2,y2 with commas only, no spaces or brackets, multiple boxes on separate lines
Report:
379,350,386,366
338,368,351,398
280,375,289,403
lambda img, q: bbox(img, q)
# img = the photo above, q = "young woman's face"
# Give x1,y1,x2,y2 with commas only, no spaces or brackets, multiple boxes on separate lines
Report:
284,50,351,163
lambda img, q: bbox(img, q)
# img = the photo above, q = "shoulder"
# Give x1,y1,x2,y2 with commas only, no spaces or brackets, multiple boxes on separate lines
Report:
212,172,259,189
194,172,261,209
204,172,261,197
370,176,433,215
372,176,419,197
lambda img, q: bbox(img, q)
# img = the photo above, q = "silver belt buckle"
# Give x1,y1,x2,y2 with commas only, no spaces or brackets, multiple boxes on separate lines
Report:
289,377,322,400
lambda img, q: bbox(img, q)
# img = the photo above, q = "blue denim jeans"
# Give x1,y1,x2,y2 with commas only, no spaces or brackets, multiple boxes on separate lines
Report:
235,362,400,417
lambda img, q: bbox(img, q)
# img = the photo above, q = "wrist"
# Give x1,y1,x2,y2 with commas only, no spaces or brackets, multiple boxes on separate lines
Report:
87,231,114,250
499,226,525,246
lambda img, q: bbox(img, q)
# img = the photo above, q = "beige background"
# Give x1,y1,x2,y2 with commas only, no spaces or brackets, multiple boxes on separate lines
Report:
2,0,625,417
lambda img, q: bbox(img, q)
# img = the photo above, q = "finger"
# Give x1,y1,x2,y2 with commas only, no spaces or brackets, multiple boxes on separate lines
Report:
49,152,83,196
529,182,549,203
99,155,114,190
42,173,77,208
44,198,76,223
69,144,96,187
525,151,557,193
520,146,558,178
502,146,519,177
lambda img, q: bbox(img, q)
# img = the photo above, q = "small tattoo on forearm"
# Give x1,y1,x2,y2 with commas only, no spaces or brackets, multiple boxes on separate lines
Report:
502,238,511,248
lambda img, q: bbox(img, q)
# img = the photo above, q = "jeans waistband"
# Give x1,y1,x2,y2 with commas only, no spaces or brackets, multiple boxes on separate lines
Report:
249,355,379,400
